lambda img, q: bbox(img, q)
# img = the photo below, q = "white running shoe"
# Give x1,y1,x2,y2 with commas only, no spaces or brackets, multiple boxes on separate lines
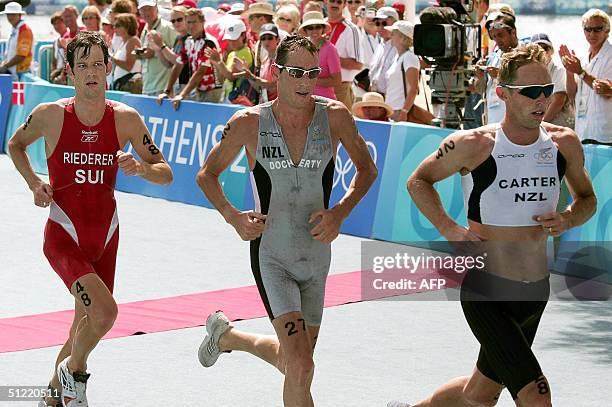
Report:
57,358,90,407
198,310,233,368
387,402,411,407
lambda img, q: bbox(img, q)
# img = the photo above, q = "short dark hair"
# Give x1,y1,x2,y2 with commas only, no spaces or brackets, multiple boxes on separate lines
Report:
66,31,110,70
275,35,318,66
114,13,139,36
50,11,63,25
111,0,132,14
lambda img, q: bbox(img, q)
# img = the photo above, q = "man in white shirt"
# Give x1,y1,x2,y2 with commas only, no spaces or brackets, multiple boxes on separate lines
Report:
325,0,365,108
531,33,574,128
560,8,612,145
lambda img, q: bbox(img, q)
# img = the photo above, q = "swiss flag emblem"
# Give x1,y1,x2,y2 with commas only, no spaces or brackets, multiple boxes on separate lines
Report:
12,82,24,105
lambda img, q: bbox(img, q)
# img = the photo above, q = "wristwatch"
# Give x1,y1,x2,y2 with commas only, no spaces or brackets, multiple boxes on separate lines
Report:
578,69,587,79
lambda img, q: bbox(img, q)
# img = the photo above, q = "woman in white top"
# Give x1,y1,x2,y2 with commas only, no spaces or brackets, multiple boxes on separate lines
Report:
384,20,420,121
110,13,142,92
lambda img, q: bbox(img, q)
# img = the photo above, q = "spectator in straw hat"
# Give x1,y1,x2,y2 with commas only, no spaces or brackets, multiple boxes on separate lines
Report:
300,11,342,100
245,2,275,46
0,2,33,79
352,92,393,121
384,20,420,122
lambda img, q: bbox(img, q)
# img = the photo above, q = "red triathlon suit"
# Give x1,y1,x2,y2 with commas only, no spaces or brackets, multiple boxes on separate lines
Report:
43,99,120,293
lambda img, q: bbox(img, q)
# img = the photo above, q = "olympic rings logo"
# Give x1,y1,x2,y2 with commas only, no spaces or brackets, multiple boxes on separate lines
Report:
534,148,554,162
333,141,378,192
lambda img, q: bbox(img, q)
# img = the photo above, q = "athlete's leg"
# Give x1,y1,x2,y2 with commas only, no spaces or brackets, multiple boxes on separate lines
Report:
273,311,316,407
413,367,503,407
43,300,85,405
218,320,320,367
66,273,118,373
515,375,552,407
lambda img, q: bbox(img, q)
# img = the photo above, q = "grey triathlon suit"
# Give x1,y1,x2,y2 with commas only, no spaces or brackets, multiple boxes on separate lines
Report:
250,98,335,326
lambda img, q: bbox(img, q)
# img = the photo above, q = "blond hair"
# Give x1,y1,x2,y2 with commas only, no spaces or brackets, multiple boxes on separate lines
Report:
499,43,547,85
582,8,610,32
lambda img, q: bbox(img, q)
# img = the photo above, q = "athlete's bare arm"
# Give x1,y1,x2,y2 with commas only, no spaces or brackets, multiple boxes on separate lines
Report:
114,103,173,185
309,101,378,244
533,124,597,236
408,127,494,241
8,102,63,207
196,108,265,241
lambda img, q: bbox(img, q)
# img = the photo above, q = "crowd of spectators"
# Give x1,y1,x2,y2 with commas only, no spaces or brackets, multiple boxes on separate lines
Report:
0,0,610,135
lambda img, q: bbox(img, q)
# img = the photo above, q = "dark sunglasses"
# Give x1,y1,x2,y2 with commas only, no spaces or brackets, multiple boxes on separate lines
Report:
328,0,344,4
275,64,322,79
347,0,361,3
249,14,266,19
305,25,324,31
499,83,554,99
170,17,184,24
375,21,388,27
260,35,276,41
583,25,604,33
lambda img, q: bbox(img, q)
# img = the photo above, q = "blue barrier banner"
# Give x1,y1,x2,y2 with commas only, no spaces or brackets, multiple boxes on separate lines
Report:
329,119,390,237
372,123,460,242
561,145,612,242
117,95,245,209
0,75,12,150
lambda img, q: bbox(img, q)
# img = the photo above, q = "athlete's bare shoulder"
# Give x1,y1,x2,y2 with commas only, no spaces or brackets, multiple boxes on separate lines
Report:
324,97,351,120
543,122,583,160
110,100,140,120
223,105,260,144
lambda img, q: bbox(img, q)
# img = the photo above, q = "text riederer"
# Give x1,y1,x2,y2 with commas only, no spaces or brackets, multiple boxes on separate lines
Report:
372,253,487,274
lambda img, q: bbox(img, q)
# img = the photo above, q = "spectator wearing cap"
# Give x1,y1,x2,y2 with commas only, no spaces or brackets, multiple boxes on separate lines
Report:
476,12,522,124
0,2,33,80
384,20,419,121
530,33,575,128
177,0,198,8
560,8,612,145
300,11,341,100
50,12,68,84
352,91,392,121
324,0,364,108
161,8,222,109
274,4,300,34
217,3,231,13
228,3,245,16
356,6,379,71
368,6,398,96
237,23,281,102
483,2,514,53
151,6,191,100
137,0,178,96
205,19,254,103
101,16,114,44
391,2,405,20
245,2,275,48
